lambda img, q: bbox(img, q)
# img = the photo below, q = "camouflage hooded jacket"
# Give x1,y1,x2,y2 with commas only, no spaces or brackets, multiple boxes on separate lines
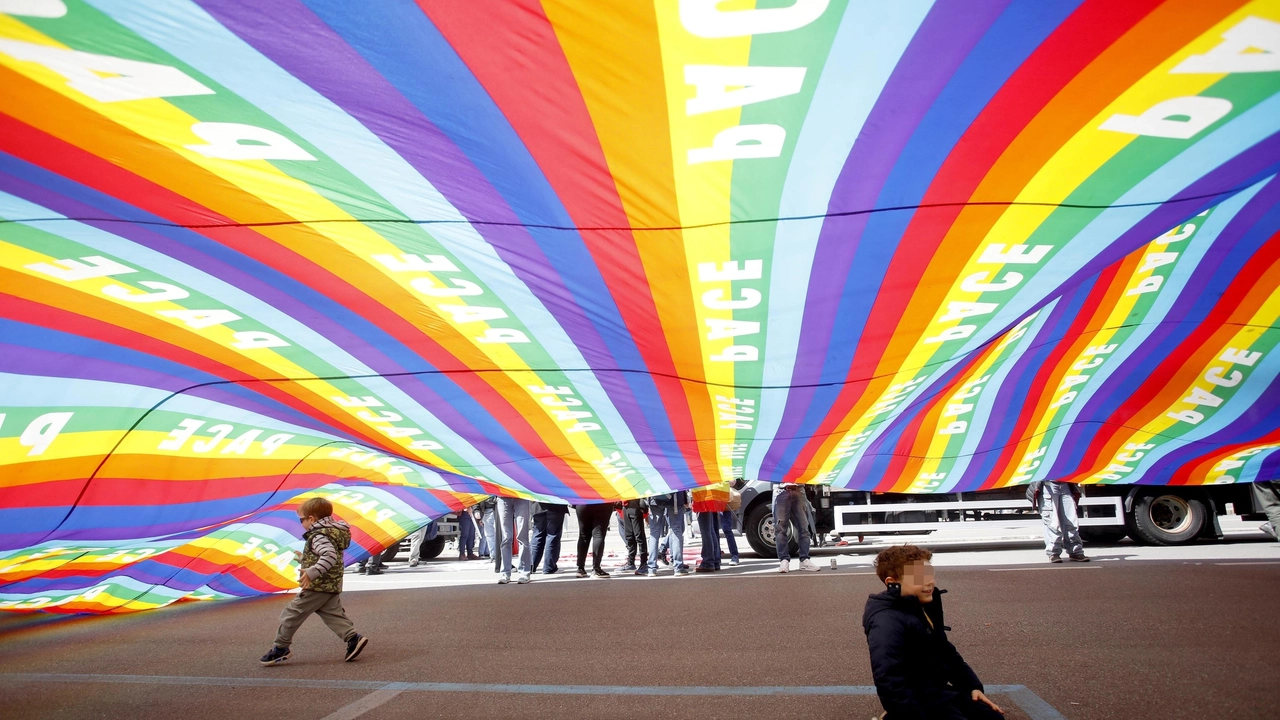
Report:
301,517,351,594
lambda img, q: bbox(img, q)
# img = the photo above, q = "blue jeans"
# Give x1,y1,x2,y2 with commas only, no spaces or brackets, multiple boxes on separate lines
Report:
719,511,739,561
480,507,496,557
647,504,686,571
774,487,810,562
457,511,476,556
698,511,721,569
496,498,531,575
530,509,567,572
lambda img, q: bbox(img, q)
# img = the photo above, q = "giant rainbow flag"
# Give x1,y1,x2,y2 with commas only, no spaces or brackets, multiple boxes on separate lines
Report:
1,0,1278,612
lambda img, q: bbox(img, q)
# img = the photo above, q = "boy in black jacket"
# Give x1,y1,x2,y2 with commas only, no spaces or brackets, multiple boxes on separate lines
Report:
862,545,1003,720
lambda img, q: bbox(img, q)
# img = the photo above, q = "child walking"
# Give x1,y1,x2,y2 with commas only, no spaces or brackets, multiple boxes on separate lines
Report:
862,545,1003,720
260,497,368,666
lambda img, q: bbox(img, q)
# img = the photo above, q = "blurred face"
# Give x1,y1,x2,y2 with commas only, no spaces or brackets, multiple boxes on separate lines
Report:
888,560,935,604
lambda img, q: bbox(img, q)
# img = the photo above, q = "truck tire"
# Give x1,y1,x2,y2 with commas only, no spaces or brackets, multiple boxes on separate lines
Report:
380,543,401,563
1127,491,1206,545
743,502,798,558
421,535,447,560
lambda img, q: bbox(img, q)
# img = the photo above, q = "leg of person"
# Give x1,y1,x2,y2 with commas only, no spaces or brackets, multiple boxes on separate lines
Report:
1253,481,1280,540
697,512,717,570
530,511,548,571
720,511,740,563
792,493,813,563
576,506,591,575
647,507,669,573
313,592,368,663
513,499,532,578
708,512,722,569
458,512,476,557
774,490,795,568
272,590,329,651
1040,493,1064,560
629,506,649,568
669,505,687,572
407,526,427,566
483,507,497,558
496,499,515,581
620,507,638,569
545,509,566,573
1059,492,1087,559
590,506,609,574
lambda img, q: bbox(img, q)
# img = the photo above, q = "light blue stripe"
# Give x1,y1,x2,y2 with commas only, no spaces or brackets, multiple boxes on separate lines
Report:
87,0,662,489
748,0,935,478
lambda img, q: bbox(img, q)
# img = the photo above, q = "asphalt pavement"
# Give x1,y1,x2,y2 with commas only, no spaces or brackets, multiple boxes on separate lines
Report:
2,532,1278,720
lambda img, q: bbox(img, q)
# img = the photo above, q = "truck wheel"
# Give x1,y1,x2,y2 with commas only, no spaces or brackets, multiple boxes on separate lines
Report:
1128,492,1205,545
743,502,798,557
380,543,401,563
421,536,447,560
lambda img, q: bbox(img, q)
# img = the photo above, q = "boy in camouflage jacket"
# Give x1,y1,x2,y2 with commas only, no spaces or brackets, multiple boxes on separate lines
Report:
260,497,369,666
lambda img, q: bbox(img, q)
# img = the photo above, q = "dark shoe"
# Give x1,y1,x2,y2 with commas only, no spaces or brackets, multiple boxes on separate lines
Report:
366,566,383,575
576,569,588,578
344,634,368,662
593,569,611,578
1049,556,1063,564
635,567,653,577
695,565,714,573
619,563,637,572
357,565,369,575
674,565,690,576
544,568,559,575
1068,555,1091,562
259,646,291,666
659,551,671,566
467,554,480,560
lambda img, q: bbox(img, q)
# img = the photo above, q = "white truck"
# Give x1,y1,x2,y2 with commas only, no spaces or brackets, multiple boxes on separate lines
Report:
736,480,1271,556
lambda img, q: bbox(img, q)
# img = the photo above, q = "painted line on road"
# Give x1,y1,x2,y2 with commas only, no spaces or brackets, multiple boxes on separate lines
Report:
987,565,1102,572
320,683,410,720
0,673,1064,719
1213,560,1280,566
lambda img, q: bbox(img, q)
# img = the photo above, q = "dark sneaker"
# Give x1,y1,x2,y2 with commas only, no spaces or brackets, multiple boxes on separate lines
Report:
674,566,690,576
576,569,588,578
592,569,611,578
367,566,383,576
1049,556,1063,564
695,565,714,573
1068,555,1091,562
659,551,671,566
344,634,368,662
635,567,653,577
619,563,637,572
259,646,291,666
544,568,559,575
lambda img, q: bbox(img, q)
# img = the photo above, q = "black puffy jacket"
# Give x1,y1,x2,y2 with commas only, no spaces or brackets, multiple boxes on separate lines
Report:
862,585,983,720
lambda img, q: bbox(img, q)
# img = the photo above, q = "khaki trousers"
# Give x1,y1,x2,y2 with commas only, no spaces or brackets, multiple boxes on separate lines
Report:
274,589,355,648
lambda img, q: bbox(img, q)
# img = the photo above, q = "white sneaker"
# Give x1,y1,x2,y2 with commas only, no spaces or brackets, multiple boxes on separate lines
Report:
778,560,789,573
1261,522,1278,540
516,572,531,584
497,573,510,585
798,559,821,572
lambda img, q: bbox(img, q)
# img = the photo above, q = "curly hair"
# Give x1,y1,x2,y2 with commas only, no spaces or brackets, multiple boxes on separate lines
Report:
874,545,933,583
298,496,334,520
